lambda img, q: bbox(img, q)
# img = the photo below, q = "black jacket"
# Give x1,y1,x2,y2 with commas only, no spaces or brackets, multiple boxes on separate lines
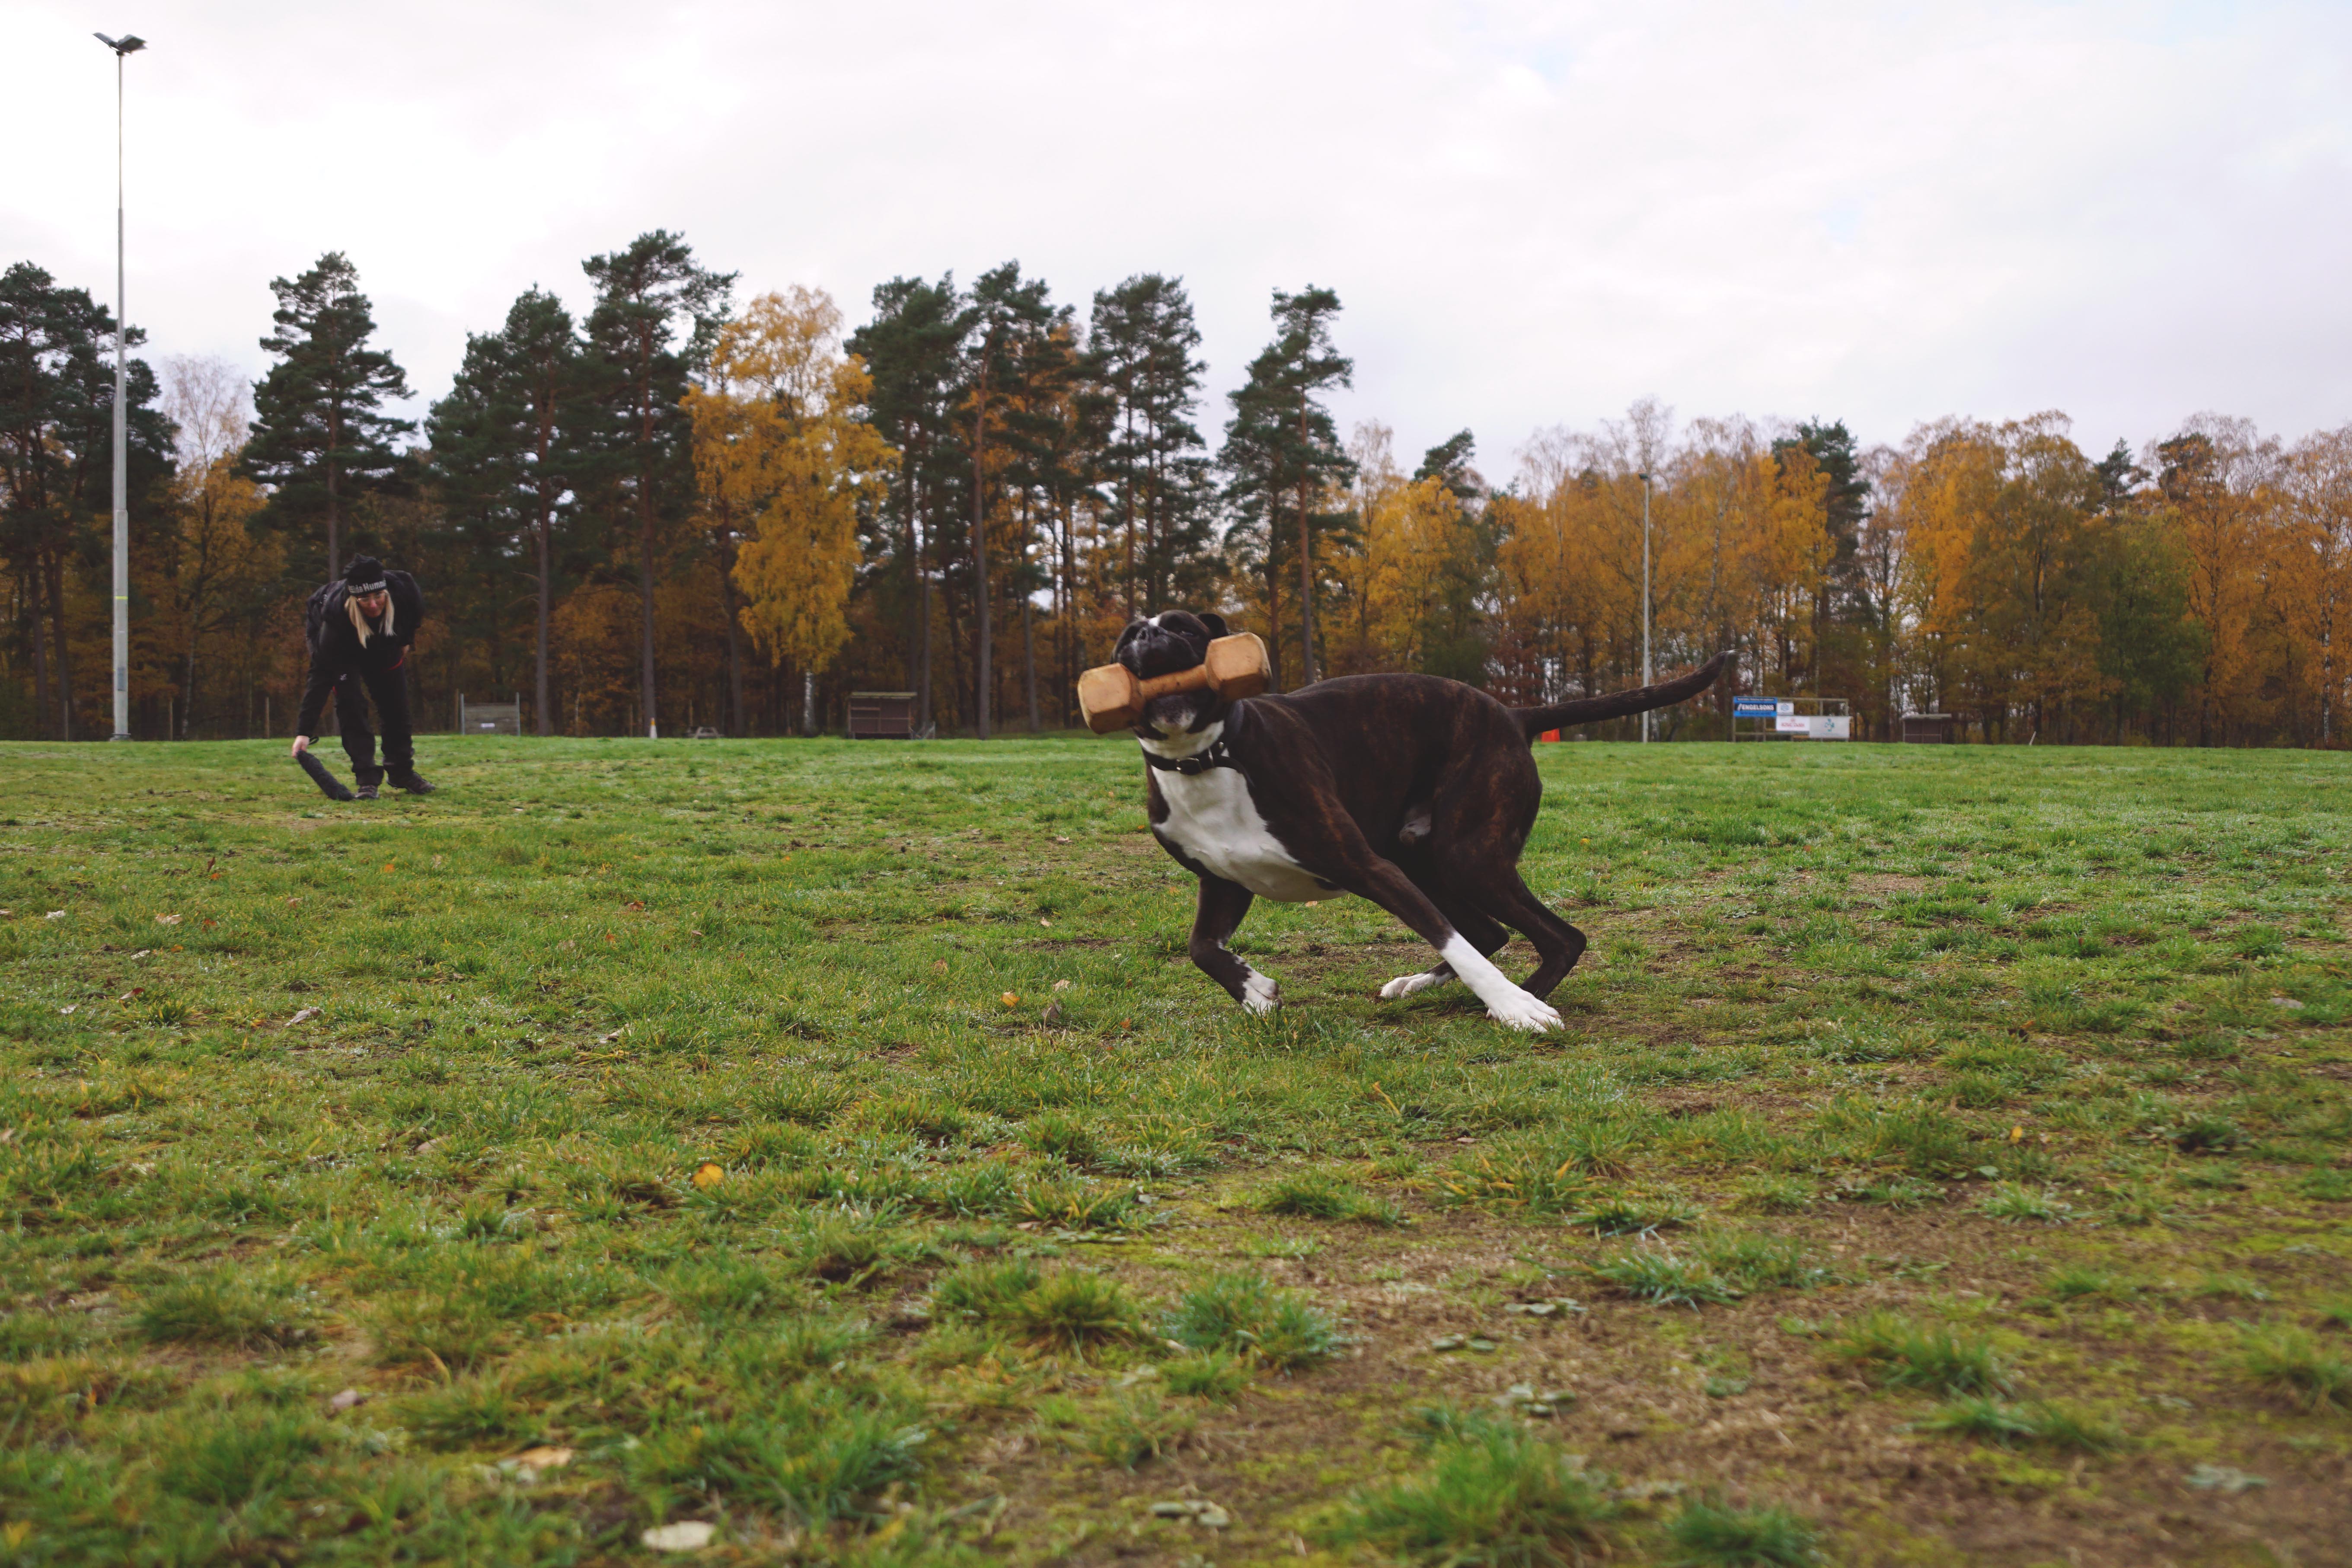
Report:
296,572,426,736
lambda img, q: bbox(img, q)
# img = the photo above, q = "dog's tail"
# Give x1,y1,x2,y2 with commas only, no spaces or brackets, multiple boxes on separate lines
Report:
1508,652,1733,742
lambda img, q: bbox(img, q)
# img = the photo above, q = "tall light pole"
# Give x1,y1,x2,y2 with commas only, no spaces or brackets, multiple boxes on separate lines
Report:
96,31,145,742
1638,470,1653,743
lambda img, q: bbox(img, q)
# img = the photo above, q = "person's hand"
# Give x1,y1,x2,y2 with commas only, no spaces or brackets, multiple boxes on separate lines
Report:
290,735,311,758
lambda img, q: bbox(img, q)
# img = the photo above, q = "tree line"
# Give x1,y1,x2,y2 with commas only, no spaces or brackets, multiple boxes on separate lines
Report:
3,241,2348,746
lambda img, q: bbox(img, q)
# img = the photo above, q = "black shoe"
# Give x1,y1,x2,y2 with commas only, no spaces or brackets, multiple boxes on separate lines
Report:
388,770,435,795
354,783,380,800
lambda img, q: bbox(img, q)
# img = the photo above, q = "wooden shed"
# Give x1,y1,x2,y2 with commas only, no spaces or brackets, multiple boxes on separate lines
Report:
848,692,918,739
1901,713,1956,744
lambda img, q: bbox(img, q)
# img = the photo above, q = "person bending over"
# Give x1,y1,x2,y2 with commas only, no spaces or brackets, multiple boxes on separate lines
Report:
290,555,434,798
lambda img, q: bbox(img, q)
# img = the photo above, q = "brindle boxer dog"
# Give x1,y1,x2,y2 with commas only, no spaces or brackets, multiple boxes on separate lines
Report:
1116,611,1730,1031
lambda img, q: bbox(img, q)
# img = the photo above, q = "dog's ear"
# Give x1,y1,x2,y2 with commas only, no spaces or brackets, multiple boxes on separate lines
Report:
1197,612,1229,638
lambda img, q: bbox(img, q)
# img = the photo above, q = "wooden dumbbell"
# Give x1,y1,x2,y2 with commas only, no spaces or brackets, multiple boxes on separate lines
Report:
1077,633,1271,734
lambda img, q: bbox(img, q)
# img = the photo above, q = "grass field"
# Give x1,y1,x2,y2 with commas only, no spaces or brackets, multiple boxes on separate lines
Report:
1,733,2347,1567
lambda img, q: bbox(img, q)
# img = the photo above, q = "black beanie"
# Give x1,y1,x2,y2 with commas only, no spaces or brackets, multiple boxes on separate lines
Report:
344,556,388,593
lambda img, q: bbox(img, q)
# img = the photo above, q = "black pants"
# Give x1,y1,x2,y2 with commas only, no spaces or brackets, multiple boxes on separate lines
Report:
336,663,414,786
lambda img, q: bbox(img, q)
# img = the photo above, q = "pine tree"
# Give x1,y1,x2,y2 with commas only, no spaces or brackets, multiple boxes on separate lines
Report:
957,262,1060,737
1410,430,1494,682
0,262,170,738
1087,275,1212,618
426,288,584,735
1219,286,1355,687
244,252,412,581
1415,430,1480,500
849,276,966,732
999,306,1078,732
581,232,733,739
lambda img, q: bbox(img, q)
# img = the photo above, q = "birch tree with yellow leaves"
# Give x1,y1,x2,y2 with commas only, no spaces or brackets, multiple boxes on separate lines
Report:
686,287,896,731
147,356,279,739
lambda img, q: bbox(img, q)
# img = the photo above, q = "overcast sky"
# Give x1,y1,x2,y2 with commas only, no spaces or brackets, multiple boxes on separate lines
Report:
8,0,2349,473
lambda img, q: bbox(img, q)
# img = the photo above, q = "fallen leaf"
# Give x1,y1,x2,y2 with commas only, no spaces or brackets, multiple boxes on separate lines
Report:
514,1445,573,1468
2009,1125,2025,1142
1054,835,1071,843
155,914,182,926
287,1007,322,1026
1001,992,1020,1008
641,1521,717,1552
327,1388,367,1413
58,1004,77,1016
130,950,150,958
598,1029,625,1044
45,910,65,920
932,960,949,973
382,863,395,873
1039,918,1052,928
2184,1463,2267,1493
1052,979,1072,991
693,1163,724,1190
690,929,705,937
285,897,301,905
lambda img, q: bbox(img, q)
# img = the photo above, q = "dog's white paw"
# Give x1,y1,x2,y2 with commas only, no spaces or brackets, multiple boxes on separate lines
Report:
1379,968,1452,1000
1485,989,1562,1032
1241,971,1282,1016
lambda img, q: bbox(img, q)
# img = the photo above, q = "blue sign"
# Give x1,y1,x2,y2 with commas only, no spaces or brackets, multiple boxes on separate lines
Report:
1731,697,1782,717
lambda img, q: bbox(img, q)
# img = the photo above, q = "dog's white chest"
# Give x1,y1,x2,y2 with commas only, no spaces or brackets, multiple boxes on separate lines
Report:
1156,768,1334,903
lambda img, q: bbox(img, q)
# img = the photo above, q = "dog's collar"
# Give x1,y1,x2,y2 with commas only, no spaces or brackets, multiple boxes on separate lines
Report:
1144,738,1236,776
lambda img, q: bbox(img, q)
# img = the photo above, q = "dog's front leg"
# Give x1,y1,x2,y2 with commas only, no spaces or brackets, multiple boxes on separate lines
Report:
1186,875,1274,1014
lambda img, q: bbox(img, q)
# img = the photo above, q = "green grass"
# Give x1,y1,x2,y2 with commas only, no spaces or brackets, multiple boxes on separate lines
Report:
1667,1496,1822,1566
1917,1397,2123,1451
1327,1420,1621,1566
1829,1312,2014,1396
2,734,2349,1563
1159,1271,1343,1370
2236,1325,2352,1412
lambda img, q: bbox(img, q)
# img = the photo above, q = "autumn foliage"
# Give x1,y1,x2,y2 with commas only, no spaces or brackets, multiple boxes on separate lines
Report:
6,240,2351,747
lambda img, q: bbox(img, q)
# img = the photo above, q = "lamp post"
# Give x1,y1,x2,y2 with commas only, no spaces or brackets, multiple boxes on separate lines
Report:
95,31,145,742
1637,470,1652,743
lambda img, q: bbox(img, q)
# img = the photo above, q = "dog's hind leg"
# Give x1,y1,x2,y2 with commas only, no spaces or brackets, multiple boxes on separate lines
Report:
1462,868,1588,1000
1321,859,1559,1032
1378,903,1506,1000
1186,874,1276,1014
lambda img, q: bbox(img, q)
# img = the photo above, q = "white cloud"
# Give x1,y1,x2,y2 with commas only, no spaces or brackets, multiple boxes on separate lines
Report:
7,0,2348,470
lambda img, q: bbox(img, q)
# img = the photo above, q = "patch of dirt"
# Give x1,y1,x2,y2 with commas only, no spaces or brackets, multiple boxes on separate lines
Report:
941,1186,2352,1566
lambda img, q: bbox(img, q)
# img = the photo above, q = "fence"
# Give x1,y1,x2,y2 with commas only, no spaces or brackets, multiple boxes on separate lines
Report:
458,695,522,736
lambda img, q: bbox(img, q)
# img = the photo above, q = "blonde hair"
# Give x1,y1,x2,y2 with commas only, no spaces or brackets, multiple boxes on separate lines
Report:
347,590,394,647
